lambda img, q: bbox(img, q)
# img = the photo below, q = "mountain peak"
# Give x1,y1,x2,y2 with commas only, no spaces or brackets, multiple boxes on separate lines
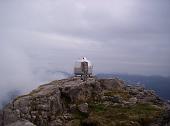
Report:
0,77,170,126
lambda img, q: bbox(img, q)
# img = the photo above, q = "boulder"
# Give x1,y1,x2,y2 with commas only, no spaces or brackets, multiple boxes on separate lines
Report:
129,88,139,96
78,103,88,113
61,79,102,103
128,97,137,105
69,104,77,113
103,96,121,103
98,78,124,90
3,104,19,126
6,120,36,126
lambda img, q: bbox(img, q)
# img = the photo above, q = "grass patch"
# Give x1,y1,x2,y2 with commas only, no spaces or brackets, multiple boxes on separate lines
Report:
89,103,106,112
86,103,163,126
73,111,89,120
67,119,81,126
104,89,131,100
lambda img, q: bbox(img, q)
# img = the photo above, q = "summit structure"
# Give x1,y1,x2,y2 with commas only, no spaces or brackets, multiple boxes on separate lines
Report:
74,57,93,81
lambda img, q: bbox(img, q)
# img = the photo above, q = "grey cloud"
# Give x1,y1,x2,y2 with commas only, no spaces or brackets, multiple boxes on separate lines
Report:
0,0,170,107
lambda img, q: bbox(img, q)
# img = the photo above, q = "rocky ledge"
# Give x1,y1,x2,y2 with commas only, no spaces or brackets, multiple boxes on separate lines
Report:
0,77,170,126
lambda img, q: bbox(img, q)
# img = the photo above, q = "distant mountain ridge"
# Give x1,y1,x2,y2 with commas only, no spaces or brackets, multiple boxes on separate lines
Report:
96,73,170,100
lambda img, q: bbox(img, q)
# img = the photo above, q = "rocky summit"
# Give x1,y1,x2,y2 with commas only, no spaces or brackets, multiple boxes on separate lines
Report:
0,77,170,126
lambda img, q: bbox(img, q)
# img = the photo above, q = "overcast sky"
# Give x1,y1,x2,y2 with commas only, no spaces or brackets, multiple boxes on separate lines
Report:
0,0,170,105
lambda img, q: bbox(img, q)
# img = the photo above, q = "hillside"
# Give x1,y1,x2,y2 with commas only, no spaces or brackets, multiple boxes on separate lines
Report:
0,77,170,126
97,73,170,100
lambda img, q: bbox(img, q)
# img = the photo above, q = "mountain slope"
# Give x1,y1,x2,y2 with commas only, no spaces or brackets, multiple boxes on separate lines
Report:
0,77,170,126
97,73,170,100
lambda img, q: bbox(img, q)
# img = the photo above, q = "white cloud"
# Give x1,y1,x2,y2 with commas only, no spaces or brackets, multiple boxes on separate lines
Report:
0,0,170,107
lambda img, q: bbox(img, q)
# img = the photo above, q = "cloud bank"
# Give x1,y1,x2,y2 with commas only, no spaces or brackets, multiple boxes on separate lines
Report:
0,0,170,106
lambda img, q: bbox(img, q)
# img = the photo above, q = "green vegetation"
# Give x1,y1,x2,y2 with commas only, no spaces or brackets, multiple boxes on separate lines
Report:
104,89,131,100
89,102,106,112
73,102,163,126
73,110,89,120
67,119,81,126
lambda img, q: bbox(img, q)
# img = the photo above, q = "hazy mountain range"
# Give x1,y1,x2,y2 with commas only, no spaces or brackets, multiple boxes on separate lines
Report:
1,71,170,109
96,73,170,100
35,71,170,100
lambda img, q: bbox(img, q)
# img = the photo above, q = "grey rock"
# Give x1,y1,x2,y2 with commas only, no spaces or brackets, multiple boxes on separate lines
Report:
1,77,169,126
50,118,63,126
69,104,77,112
3,104,19,126
99,78,124,90
102,96,122,103
78,103,88,113
63,113,73,120
129,88,139,96
6,120,36,126
111,96,121,103
129,97,137,105
103,101,112,107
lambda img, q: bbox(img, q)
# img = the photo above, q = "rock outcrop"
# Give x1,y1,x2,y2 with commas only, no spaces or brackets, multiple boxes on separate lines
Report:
0,77,170,126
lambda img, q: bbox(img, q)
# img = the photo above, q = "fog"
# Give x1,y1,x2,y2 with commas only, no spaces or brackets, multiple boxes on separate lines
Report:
0,0,170,107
